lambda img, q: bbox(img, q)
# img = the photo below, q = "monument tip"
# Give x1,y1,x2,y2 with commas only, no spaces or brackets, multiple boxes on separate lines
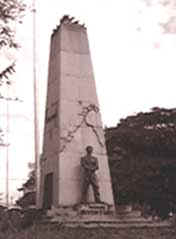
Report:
60,15,86,28
60,15,71,24
52,15,86,37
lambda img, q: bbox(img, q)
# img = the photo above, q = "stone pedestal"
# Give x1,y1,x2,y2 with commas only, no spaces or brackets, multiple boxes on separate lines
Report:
77,203,114,216
46,203,114,219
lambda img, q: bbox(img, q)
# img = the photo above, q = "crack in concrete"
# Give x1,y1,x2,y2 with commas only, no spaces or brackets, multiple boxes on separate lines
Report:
59,103,104,153
84,116,104,148
80,104,104,148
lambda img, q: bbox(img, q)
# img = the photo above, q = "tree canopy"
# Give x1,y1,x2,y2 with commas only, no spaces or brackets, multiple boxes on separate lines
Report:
105,107,176,218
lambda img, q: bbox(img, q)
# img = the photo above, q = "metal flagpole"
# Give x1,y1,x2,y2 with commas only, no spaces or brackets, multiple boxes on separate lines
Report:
32,0,40,208
6,87,9,207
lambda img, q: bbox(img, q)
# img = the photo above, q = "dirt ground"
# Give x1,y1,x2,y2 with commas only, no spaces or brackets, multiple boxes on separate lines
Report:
0,224,175,239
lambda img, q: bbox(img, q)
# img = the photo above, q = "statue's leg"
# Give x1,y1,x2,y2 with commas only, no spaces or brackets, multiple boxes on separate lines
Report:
81,177,89,203
91,174,101,203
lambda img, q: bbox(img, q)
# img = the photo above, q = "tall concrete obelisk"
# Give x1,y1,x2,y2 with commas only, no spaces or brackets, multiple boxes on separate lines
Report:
39,16,114,209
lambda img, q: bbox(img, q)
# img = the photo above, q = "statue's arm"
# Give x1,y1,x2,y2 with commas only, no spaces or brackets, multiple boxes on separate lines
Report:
81,157,90,170
94,157,99,171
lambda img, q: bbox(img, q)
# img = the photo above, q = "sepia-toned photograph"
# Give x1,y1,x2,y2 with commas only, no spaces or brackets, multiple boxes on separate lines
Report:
0,0,176,238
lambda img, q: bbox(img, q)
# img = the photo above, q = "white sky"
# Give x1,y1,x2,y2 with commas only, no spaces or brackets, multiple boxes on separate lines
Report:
0,0,176,204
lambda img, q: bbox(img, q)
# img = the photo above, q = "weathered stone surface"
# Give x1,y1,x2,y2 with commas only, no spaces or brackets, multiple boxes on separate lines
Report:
39,18,114,209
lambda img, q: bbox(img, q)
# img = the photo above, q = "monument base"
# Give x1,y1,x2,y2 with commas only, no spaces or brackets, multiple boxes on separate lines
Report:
44,204,171,228
77,203,114,215
46,203,114,219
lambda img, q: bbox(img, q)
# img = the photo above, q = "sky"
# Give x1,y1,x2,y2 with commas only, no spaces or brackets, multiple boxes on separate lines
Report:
0,0,176,204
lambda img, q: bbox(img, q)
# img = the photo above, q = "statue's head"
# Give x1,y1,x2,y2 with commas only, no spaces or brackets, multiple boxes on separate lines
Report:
86,145,93,154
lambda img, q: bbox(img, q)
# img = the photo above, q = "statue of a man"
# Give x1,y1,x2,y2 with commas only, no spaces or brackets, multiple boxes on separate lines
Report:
81,146,101,203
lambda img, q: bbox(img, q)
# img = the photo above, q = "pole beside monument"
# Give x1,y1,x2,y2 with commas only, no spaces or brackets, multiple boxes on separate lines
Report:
32,0,40,208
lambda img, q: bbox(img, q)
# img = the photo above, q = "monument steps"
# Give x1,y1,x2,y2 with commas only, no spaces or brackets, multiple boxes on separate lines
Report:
42,218,171,229
63,222,171,229
44,204,171,228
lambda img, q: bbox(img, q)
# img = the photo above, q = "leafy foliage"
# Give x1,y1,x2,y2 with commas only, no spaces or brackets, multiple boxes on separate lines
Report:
107,107,176,156
0,0,25,143
16,164,36,208
0,0,25,81
0,0,25,48
106,107,176,218
0,63,15,83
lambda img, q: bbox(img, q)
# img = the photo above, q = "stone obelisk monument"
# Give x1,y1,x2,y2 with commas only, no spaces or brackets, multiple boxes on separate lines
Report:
39,16,114,209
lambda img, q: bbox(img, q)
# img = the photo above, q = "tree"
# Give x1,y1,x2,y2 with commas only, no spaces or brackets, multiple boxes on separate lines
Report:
0,0,26,81
105,107,176,219
16,163,36,208
0,0,26,143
